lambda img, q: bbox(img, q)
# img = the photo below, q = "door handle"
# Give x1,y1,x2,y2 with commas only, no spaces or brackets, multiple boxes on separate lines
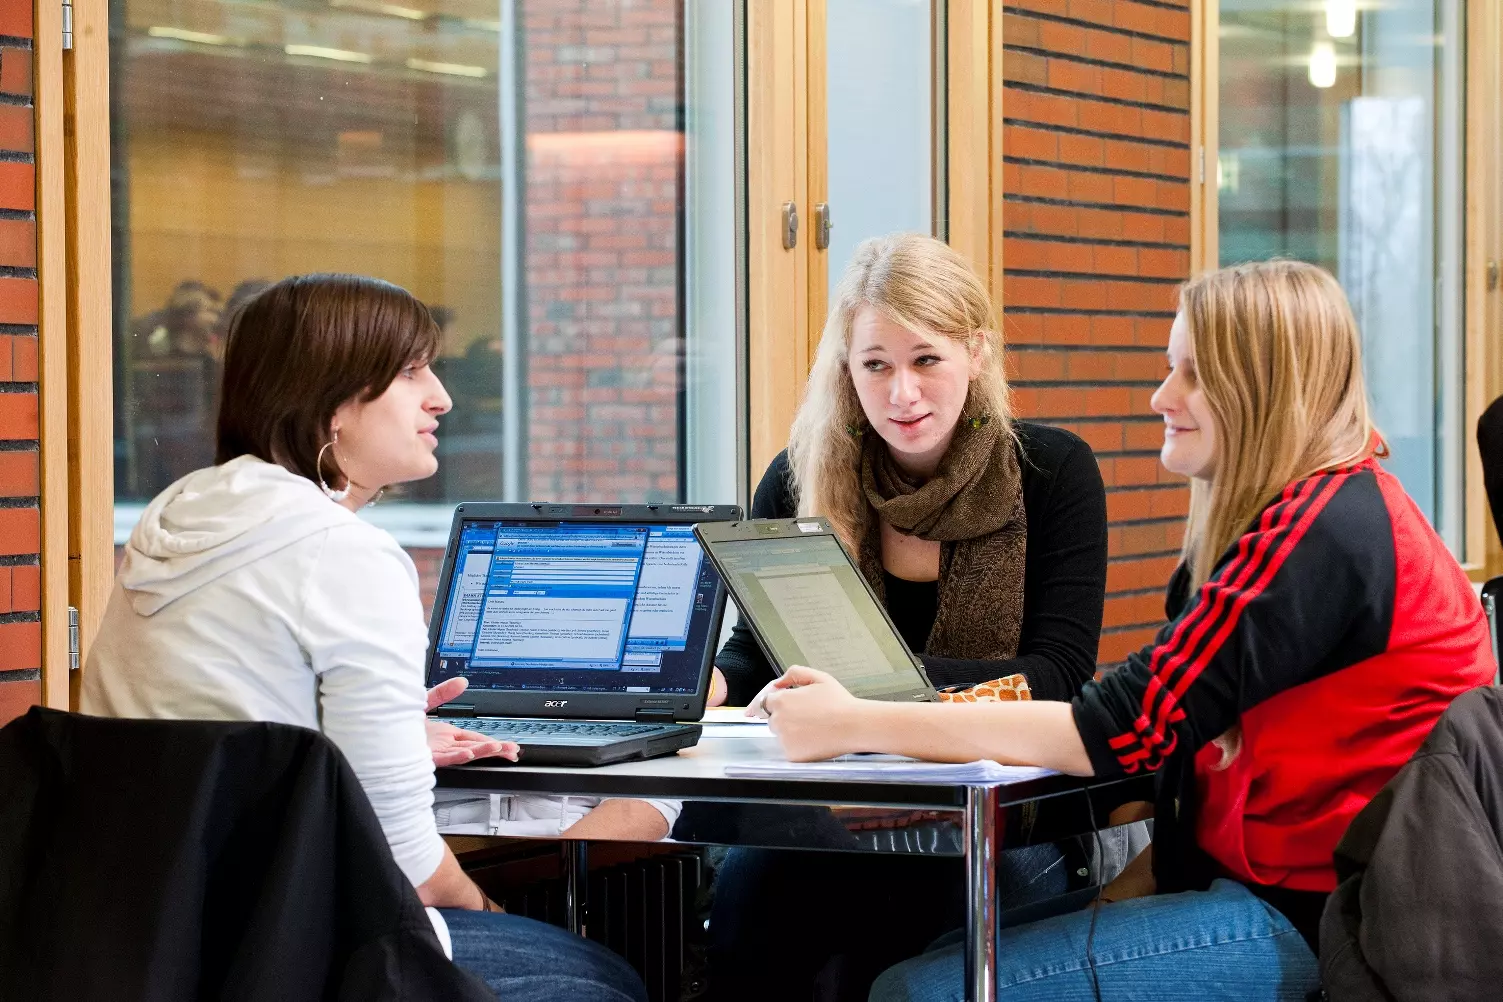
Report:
814,202,832,251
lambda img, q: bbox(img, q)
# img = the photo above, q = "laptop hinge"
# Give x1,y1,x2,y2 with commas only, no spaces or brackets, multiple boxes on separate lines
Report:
432,703,477,718
634,708,676,724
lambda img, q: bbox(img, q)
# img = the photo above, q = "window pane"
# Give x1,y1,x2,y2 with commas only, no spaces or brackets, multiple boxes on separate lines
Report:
1218,0,1466,547
824,0,937,297
111,0,740,547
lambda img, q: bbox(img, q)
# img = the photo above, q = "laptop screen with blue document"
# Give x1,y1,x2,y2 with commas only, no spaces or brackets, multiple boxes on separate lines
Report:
428,518,724,696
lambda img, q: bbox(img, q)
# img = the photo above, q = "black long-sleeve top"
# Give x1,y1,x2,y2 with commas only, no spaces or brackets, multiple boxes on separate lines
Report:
715,421,1108,705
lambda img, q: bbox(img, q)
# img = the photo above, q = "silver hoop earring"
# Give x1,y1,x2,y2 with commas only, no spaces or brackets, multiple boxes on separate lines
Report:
317,433,349,503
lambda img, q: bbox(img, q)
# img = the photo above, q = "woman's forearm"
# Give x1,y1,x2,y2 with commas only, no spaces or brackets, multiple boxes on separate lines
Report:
850,698,1096,775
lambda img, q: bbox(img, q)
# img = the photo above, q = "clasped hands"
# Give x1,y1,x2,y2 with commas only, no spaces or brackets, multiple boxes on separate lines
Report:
424,676,521,767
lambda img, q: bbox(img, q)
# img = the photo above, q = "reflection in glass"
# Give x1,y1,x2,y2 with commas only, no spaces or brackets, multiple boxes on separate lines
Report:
111,0,738,544
1218,0,1466,546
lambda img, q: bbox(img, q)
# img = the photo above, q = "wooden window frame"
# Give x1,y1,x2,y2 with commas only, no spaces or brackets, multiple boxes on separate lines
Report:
745,0,1004,478
1190,1,1503,580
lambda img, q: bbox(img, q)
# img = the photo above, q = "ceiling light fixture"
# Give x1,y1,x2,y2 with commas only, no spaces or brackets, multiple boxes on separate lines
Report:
1325,0,1358,39
146,26,229,45
406,58,488,78
1308,41,1337,88
285,44,373,64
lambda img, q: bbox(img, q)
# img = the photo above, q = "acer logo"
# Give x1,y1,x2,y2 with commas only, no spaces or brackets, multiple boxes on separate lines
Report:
544,700,569,708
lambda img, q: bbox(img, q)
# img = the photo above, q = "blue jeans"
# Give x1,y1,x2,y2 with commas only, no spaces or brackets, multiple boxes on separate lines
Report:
440,909,647,1002
869,879,1319,1002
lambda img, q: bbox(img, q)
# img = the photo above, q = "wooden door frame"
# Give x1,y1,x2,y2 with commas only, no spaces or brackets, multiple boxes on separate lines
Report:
35,0,69,707
34,0,114,705
746,0,1005,477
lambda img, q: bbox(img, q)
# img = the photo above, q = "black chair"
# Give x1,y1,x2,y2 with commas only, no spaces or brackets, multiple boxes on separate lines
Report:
0,707,493,1001
1482,577,1503,686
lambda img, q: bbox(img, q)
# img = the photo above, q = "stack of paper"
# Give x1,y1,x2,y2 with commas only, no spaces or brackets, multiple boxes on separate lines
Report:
723,755,1056,785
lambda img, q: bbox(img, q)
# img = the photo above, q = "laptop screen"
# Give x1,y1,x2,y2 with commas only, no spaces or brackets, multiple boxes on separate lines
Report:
427,519,722,695
708,532,928,700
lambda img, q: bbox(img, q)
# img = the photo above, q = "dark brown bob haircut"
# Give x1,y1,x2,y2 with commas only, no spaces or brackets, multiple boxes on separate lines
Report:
215,273,440,488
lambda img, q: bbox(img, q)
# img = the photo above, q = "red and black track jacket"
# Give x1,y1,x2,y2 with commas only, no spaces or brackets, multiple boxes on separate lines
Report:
1073,457,1494,944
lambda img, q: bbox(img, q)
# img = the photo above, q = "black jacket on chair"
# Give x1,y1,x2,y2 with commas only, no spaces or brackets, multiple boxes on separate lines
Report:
0,707,494,1001
1320,686,1503,1002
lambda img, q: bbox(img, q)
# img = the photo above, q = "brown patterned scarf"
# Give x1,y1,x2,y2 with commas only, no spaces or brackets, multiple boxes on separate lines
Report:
857,417,1027,660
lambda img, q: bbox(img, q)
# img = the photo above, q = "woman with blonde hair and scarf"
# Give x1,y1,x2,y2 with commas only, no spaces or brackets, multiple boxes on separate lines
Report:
706,233,1110,1000
753,260,1493,1001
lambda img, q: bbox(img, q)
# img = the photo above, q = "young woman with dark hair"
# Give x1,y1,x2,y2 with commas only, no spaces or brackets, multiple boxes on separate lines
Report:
83,274,647,1002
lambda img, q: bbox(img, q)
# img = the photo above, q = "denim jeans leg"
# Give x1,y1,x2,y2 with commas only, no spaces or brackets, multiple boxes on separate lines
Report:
439,909,648,1002
868,879,1320,1002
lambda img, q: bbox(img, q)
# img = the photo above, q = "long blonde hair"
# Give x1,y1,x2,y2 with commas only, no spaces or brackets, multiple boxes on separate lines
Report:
786,233,1013,548
1181,260,1379,588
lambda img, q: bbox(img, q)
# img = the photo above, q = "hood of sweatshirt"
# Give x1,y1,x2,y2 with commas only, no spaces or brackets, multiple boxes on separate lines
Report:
121,455,361,616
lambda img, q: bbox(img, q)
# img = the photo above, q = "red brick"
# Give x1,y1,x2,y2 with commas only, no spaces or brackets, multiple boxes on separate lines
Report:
1008,50,1049,87
1104,591,1168,626
11,333,34,380
0,48,31,98
1124,421,1166,451
0,450,35,494
1057,133,1106,168
0,675,39,725
0,391,36,438
0,217,34,268
1099,627,1161,664
0,334,9,380
0,161,31,211
1109,519,1183,557
0,276,36,324
0,505,38,554
1002,12,1041,48
1004,125,1058,162
1107,554,1181,593
1090,316,1139,346
10,562,37,610
1066,421,1124,454
0,565,8,610
0,103,29,153
0,3,31,39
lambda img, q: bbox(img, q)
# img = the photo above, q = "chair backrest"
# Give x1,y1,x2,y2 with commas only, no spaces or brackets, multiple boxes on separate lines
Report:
1481,576,1503,686
0,708,490,1002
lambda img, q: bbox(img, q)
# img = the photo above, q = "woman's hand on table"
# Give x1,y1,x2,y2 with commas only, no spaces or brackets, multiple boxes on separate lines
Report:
424,676,520,766
707,666,729,707
746,666,871,762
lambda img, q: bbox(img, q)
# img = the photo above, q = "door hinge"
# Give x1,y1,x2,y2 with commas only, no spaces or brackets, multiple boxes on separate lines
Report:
62,0,73,49
1198,145,1205,185
634,707,676,724
813,202,833,251
68,606,79,672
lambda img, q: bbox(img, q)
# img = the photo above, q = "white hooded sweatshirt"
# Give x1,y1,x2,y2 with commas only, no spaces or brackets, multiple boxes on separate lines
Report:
82,455,446,891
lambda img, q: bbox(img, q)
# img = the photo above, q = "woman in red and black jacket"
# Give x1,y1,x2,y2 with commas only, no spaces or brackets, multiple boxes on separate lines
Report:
749,260,1495,1001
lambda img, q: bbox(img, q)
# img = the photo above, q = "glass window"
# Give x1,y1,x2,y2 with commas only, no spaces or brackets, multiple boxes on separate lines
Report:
824,0,940,295
110,0,740,560
1218,0,1467,548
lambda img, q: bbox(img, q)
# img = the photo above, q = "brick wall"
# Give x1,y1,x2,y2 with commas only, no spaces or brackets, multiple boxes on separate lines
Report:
0,2,38,726
999,0,1193,663
522,0,681,502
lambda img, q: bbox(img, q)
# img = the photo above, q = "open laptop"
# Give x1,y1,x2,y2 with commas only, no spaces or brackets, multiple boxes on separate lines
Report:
425,501,742,766
693,517,937,703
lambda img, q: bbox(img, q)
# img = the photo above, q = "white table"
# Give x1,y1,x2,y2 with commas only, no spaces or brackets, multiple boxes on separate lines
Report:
440,726,1130,1002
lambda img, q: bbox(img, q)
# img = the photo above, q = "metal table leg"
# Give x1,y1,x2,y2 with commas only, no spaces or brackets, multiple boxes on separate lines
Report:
563,840,589,936
965,785,1001,1002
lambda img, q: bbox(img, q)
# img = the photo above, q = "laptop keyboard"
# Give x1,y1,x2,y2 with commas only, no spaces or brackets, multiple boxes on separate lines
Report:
459,718,682,746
